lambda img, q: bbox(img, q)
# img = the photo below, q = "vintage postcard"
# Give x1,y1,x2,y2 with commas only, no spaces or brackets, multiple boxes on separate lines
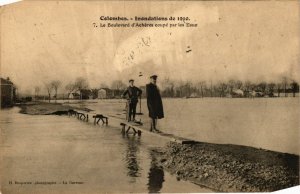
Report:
0,0,299,193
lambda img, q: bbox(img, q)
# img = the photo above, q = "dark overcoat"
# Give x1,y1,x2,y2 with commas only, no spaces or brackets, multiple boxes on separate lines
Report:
146,83,164,119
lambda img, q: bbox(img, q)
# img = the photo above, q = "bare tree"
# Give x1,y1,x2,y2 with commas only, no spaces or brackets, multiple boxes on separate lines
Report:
267,83,276,96
111,80,126,90
111,80,126,97
227,79,236,94
160,77,174,97
276,82,281,97
174,80,185,97
281,76,288,97
184,81,193,97
290,81,299,97
210,80,214,97
44,82,53,103
258,82,267,94
235,80,243,89
196,81,206,97
99,83,109,89
74,77,89,100
160,77,171,90
34,86,41,100
243,81,254,97
244,81,253,91
217,82,227,97
50,80,61,103
65,83,76,99
90,88,99,99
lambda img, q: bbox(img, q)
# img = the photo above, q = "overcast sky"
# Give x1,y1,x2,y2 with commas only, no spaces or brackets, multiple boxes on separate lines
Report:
1,1,299,93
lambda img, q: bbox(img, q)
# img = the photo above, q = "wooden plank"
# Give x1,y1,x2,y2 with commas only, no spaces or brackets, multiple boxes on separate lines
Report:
116,117,197,144
120,121,143,127
92,114,108,125
68,112,198,144
75,112,87,121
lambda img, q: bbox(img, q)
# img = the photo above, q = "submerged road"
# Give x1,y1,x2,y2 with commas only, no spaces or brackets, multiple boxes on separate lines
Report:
0,107,213,194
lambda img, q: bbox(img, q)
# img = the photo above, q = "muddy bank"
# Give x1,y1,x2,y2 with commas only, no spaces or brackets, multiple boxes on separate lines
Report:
153,142,299,192
18,102,92,115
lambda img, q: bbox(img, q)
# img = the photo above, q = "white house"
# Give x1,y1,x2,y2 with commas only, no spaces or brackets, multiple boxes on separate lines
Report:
232,89,244,96
69,92,80,99
98,89,107,99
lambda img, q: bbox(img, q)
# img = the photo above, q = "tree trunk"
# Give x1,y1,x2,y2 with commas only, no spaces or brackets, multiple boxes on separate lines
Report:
200,86,203,98
284,84,287,97
55,91,57,103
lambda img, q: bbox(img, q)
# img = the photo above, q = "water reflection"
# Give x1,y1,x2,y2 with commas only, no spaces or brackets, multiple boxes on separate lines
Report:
123,134,142,183
147,152,165,193
0,107,14,124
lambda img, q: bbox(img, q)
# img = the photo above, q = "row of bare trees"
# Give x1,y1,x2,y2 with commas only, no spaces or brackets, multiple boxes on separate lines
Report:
34,77,88,103
44,81,62,102
33,76,299,101
34,81,61,103
160,77,299,98
33,78,130,102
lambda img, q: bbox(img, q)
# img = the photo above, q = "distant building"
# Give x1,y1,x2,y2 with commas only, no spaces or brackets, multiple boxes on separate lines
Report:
98,88,106,99
189,92,198,98
250,91,264,97
232,89,244,97
97,88,113,99
1,77,16,107
68,92,80,99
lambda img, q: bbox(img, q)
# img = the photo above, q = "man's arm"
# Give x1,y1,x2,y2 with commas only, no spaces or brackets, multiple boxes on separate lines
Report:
121,88,128,98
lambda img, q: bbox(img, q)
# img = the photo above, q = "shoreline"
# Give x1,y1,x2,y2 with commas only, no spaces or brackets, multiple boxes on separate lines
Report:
153,142,299,192
17,101,92,115
16,102,299,192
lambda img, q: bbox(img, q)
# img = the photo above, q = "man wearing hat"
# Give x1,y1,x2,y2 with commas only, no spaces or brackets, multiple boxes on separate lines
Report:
122,79,142,122
146,75,164,131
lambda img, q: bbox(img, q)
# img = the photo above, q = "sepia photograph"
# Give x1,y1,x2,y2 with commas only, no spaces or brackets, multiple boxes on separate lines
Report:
0,0,299,193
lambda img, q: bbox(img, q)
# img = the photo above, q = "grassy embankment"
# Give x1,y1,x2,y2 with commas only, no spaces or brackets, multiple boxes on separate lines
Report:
18,101,92,115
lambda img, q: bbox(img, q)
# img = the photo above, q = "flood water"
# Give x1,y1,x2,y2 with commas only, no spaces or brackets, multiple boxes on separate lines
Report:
0,107,212,193
1,98,299,193
68,97,300,155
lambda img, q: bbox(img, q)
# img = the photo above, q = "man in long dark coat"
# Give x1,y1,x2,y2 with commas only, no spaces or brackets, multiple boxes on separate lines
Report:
146,75,164,131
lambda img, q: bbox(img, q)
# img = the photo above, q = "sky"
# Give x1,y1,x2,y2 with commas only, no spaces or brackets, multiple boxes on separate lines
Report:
1,0,299,94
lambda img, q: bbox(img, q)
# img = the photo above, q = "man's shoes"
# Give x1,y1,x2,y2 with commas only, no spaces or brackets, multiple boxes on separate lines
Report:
153,128,161,133
150,127,159,132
